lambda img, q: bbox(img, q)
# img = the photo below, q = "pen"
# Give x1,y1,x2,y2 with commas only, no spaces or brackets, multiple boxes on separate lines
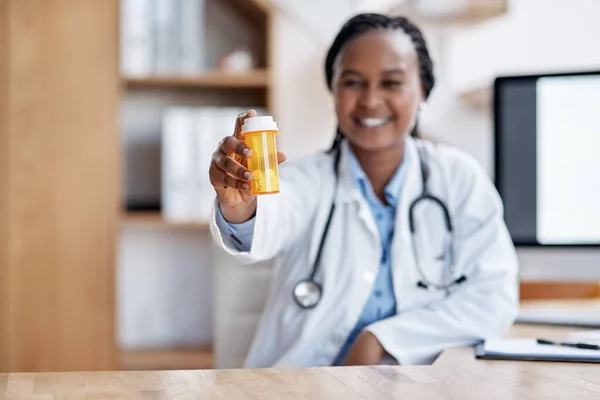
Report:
536,338,600,350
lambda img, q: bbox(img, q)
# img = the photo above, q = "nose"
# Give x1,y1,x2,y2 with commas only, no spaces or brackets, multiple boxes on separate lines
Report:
357,84,384,109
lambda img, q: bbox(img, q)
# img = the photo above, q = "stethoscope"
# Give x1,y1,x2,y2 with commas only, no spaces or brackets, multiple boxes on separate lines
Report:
292,142,467,309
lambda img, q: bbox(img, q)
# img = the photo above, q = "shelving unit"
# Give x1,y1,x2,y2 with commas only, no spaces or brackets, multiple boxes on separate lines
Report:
392,0,508,24
459,85,492,112
122,211,210,230
123,69,270,90
118,0,274,371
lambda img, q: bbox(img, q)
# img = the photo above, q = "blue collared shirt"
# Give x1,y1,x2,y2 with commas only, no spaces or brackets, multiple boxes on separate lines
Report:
215,147,408,365
332,148,407,365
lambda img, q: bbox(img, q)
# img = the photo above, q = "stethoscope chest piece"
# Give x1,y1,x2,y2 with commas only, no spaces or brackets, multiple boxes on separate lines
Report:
293,279,322,309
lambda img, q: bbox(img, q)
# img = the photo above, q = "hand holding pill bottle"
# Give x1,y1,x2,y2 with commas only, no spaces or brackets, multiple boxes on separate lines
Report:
209,110,286,224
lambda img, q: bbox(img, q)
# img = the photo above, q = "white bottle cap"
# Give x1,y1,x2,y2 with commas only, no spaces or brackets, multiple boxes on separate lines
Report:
241,116,278,134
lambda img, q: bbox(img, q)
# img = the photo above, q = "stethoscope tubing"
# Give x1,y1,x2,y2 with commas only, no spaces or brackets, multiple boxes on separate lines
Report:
295,141,466,309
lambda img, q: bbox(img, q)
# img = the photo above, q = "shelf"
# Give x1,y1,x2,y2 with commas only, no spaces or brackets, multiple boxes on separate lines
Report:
392,0,508,24
459,85,492,111
123,69,270,90
120,348,213,370
122,212,210,230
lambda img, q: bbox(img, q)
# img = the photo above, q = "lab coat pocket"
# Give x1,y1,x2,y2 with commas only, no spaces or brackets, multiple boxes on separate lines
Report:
279,291,310,335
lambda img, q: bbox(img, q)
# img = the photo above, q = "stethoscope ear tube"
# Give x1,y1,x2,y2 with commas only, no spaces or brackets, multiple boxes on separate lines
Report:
408,194,453,234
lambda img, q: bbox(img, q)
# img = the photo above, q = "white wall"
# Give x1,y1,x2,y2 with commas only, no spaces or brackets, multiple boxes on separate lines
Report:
270,9,336,158
447,0,600,94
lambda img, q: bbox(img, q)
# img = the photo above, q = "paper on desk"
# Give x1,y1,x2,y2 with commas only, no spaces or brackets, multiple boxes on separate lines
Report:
484,338,600,359
569,330,600,345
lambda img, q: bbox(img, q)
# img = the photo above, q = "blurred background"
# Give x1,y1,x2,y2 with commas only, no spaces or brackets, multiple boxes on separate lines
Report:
1,0,599,373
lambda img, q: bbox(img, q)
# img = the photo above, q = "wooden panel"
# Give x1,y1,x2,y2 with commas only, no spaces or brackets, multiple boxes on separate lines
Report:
0,0,119,372
227,0,268,25
0,0,9,373
520,281,600,300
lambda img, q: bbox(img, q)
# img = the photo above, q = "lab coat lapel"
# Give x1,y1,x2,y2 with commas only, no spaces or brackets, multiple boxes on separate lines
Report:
336,141,381,314
336,141,378,237
392,138,423,299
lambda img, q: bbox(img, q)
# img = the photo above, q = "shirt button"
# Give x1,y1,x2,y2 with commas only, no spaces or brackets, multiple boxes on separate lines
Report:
374,290,383,298
363,270,376,284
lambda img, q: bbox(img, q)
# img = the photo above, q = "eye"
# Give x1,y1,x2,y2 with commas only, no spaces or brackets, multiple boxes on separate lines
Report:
341,80,364,88
382,80,403,88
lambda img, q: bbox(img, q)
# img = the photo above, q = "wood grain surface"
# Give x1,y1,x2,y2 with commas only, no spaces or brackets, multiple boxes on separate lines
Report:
0,0,9,374
3,315,600,399
0,0,119,372
1,359,599,399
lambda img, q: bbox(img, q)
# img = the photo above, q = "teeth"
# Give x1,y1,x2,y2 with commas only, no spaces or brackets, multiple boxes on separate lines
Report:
360,118,389,127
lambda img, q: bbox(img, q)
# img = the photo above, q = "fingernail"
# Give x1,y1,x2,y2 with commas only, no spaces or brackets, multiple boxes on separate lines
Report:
244,171,253,180
242,183,249,190
243,148,252,157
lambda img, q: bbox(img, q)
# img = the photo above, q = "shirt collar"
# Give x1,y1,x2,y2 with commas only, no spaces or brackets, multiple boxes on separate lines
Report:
346,144,408,208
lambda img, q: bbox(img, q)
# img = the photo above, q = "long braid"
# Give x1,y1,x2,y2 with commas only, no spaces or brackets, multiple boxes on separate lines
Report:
325,13,435,152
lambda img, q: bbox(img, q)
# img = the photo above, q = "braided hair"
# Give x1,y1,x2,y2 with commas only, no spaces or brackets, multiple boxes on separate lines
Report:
325,13,435,152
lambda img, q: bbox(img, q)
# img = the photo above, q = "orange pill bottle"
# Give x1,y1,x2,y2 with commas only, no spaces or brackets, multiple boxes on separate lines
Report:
241,116,280,195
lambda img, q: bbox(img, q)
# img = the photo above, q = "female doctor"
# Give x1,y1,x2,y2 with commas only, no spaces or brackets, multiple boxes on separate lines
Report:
209,13,519,368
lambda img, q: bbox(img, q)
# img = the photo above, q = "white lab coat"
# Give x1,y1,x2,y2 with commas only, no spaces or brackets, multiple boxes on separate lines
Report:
210,137,519,368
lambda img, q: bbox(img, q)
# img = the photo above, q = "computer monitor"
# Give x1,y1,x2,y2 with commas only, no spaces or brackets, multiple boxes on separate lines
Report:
494,70,600,246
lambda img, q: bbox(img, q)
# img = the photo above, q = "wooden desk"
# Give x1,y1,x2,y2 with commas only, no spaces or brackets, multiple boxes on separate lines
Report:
2,301,600,399
1,354,600,399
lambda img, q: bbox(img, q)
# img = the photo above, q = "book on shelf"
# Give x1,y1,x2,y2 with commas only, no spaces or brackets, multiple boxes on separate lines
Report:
120,0,206,77
161,106,266,223
120,0,154,77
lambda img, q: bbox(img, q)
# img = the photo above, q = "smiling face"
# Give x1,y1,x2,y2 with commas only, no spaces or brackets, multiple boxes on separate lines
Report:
332,29,424,152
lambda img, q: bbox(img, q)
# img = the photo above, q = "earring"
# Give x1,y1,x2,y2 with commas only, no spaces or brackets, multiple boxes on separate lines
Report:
419,102,427,111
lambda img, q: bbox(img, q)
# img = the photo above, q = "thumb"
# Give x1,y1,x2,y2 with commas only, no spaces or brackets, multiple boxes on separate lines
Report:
276,151,287,165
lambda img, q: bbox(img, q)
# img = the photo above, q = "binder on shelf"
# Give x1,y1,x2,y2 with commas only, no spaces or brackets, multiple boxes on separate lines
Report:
120,0,154,77
162,106,267,223
180,0,206,74
161,107,196,222
120,0,207,77
153,0,181,75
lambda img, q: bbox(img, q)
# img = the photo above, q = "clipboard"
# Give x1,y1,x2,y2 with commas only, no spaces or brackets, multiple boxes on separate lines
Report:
475,338,600,363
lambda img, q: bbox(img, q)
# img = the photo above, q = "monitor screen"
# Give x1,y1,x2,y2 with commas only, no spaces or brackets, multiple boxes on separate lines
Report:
494,71,600,246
